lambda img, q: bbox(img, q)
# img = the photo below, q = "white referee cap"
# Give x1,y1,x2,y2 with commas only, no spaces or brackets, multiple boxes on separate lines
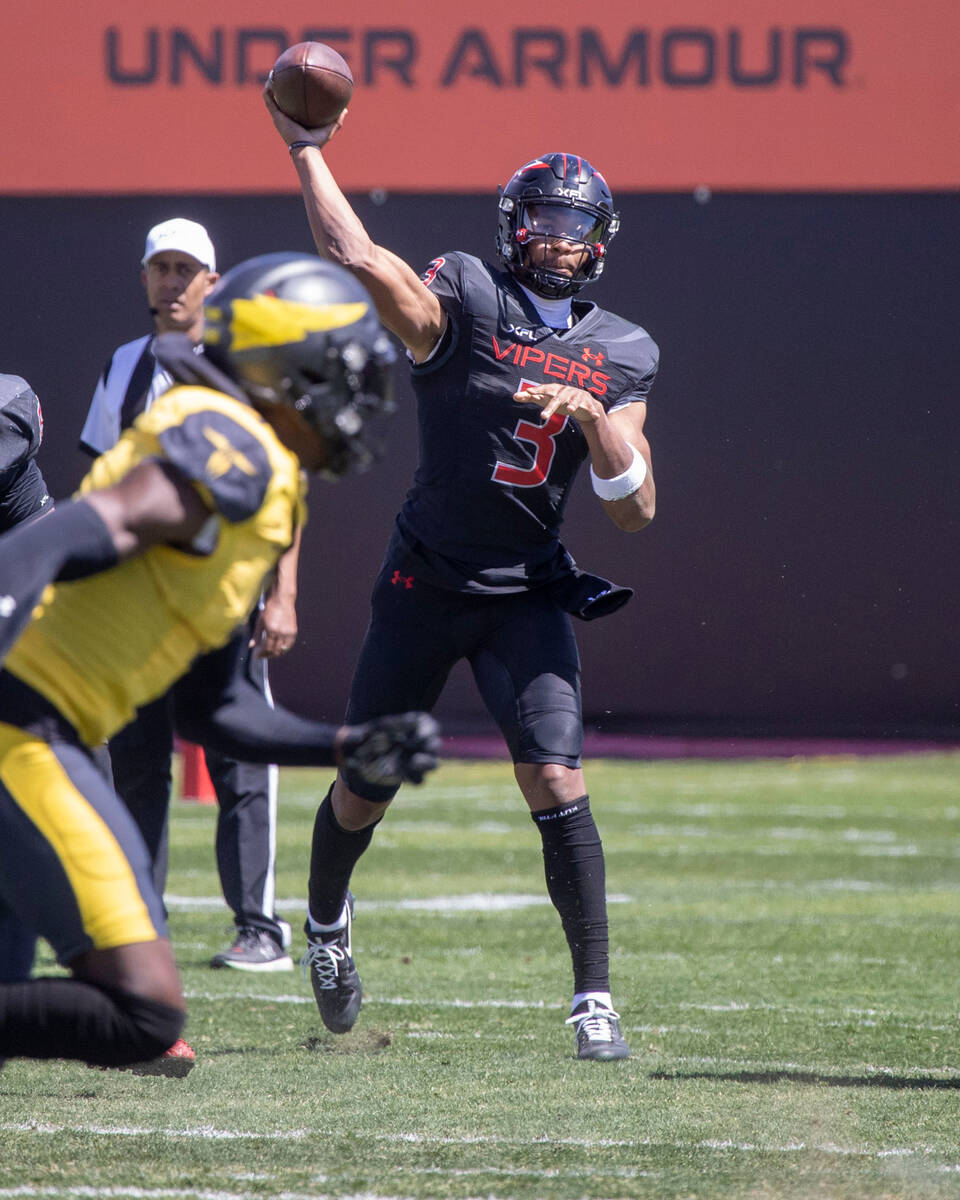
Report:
142,218,216,271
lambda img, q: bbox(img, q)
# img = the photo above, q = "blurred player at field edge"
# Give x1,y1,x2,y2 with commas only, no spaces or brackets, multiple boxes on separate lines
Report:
0,253,439,1075
0,374,53,989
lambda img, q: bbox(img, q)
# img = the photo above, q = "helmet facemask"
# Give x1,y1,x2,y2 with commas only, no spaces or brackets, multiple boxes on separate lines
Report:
284,334,397,479
511,201,611,298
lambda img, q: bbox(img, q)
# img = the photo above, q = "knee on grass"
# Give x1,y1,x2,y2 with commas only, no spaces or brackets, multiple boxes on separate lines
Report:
87,985,186,1067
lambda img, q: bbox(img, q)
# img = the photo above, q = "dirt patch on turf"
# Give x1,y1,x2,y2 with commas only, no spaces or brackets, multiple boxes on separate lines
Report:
301,1029,393,1055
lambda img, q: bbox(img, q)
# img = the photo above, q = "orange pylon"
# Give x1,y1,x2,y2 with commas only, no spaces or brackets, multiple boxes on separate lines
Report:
177,739,216,804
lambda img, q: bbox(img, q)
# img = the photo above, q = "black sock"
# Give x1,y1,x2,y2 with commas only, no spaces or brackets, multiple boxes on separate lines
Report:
532,795,610,995
0,978,184,1066
307,785,379,926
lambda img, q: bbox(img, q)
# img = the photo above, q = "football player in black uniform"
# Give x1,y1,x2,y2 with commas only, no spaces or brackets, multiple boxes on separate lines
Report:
266,91,657,1060
0,254,439,1075
0,374,53,990
0,374,51,536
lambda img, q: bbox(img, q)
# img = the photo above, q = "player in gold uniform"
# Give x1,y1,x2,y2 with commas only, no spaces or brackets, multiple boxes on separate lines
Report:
0,253,439,1073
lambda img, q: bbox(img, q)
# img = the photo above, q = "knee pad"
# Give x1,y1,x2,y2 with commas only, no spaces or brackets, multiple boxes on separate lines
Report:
482,655,581,764
338,769,400,805
518,705,583,764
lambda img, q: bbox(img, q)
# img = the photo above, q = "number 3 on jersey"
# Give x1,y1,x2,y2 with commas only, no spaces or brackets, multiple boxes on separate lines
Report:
492,384,568,488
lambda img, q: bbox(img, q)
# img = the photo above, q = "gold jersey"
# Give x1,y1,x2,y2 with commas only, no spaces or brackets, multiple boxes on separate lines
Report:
6,385,307,746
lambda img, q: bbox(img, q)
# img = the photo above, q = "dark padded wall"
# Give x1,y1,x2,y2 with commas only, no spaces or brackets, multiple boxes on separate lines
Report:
2,192,957,737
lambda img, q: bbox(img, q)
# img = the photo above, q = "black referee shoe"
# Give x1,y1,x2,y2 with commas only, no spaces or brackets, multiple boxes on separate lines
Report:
566,1000,631,1061
301,893,362,1034
211,927,294,972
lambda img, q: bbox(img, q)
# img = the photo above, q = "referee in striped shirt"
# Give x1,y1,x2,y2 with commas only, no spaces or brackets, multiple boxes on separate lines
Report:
79,219,300,975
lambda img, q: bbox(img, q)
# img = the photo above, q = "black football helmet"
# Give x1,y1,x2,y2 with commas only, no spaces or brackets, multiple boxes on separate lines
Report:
202,252,396,476
496,153,620,299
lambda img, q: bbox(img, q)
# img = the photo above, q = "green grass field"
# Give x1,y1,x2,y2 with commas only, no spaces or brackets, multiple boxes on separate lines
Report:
3,752,960,1199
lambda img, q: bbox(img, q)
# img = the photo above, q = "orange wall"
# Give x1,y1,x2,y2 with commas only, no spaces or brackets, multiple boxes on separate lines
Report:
3,0,957,193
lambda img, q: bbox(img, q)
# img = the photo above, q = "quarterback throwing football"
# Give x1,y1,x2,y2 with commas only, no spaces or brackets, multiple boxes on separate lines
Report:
266,89,658,1060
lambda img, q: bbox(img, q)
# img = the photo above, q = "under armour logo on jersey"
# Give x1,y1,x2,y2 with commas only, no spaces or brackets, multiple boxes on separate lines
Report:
202,426,258,480
391,570,414,589
0,595,15,618
581,347,605,365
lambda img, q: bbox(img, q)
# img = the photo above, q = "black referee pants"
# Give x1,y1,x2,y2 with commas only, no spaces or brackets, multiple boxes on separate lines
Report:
107,623,286,947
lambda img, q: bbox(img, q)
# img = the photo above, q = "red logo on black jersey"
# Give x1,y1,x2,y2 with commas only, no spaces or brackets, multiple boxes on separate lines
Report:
391,570,414,589
581,347,605,365
490,336,610,397
420,257,445,288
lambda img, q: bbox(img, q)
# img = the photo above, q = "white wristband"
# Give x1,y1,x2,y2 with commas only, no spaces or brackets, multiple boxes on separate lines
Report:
590,444,648,501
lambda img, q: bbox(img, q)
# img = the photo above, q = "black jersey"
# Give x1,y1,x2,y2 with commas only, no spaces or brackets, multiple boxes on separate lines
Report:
398,252,657,592
0,374,51,533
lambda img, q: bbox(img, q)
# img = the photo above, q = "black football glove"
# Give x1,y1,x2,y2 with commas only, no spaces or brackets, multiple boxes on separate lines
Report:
338,712,441,787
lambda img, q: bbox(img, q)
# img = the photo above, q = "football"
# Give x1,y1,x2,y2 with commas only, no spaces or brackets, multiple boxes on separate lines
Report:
268,42,354,128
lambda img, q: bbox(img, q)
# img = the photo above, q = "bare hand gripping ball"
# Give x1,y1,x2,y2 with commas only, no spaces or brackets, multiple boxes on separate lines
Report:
269,42,354,127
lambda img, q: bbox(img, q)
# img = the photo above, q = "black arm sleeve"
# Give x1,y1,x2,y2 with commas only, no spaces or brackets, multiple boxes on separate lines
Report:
0,499,118,661
171,634,341,767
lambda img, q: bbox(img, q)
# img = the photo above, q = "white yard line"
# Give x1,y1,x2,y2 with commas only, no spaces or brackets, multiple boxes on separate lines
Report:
164,893,631,913
2,1123,958,1169
162,873,960,915
676,999,960,1029
184,991,563,1009
176,989,957,1035
663,1053,960,1076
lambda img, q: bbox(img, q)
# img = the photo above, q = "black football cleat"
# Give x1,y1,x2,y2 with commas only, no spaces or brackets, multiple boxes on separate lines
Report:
300,893,362,1034
566,1000,631,1061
